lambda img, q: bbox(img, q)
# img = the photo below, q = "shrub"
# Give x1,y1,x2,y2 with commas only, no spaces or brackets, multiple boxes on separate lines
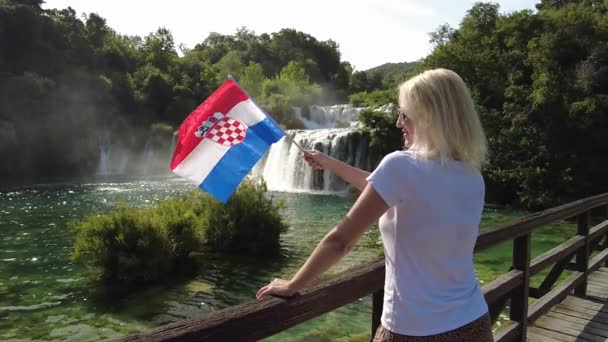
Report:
203,179,287,255
69,203,190,287
70,179,287,286
348,89,395,108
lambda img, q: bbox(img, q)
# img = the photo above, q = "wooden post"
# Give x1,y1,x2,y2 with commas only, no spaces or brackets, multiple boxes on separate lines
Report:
510,233,531,341
575,211,590,297
604,205,608,267
371,290,383,340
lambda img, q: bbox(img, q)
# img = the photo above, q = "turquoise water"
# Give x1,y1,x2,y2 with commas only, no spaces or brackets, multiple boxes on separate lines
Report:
0,177,577,341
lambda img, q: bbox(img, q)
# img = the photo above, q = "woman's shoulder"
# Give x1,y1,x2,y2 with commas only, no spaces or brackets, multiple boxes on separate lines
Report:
383,150,415,163
376,151,412,169
381,151,426,168
382,151,482,177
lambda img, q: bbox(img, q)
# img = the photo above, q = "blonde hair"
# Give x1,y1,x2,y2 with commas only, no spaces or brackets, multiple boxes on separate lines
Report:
398,68,487,170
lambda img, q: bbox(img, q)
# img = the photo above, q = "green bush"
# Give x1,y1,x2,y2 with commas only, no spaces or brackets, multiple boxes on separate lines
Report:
348,89,395,108
203,180,287,254
70,179,287,286
69,203,195,287
357,109,403,157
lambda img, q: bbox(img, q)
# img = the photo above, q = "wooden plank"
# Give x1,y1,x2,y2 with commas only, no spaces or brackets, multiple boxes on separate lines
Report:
586,284,608,295
530,236,583,276
528,326,585,342
493,320,520,342
586,280,608,289
527,331,563,341
587,290,608,301
537,315,608,338
587,273,608,286
482,269,521,323
590,287,608,296
556,305,608,322
587,280,608,290
589,277,608,285
475,193,608,251
562,296,608,313
118,258,385,342
536,258,572,297
590,268,608,277
557,303,608,319
575,211,591,297
533,316,607,341
552,306,608,325
545,311,608,332
371,290,383,338
482,269,523,304
587,278,608,287
603,212,608,267
588,219,608,243
510,233,531,341
587,286,608,296
587,283,608,292
589,249,608,274
528,272,584,322
530,287,544,299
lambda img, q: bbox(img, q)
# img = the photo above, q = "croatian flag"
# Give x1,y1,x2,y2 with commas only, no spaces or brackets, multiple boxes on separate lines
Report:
170,79,285,203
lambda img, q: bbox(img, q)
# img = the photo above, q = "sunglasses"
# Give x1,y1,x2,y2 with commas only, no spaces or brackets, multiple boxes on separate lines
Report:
397,108,410,123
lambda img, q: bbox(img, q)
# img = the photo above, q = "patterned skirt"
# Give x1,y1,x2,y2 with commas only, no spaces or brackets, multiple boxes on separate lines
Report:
372,313,493,342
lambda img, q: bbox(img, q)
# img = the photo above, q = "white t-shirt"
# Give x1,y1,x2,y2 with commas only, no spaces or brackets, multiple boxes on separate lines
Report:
366,151,488,336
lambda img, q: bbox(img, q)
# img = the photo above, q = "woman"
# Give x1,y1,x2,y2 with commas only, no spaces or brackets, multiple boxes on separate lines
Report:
256,69,493,342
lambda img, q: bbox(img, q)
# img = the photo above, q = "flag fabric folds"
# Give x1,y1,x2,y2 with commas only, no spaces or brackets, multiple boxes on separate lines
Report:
170,79,285,203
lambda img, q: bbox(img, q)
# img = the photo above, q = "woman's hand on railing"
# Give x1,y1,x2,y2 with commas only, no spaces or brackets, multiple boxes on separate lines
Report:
256,278,298,299
302,150,330,170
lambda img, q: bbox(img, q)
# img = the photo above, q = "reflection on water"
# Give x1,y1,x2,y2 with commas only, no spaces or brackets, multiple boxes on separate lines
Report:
0,176,577,341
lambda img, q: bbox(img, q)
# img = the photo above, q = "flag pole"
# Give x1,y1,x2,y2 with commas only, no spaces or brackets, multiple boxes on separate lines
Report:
227,75,305,152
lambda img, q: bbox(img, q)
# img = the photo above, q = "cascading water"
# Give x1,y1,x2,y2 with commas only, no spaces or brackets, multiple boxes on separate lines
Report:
252,129,374,193
168,131,178,164
293,105,365,129
140,139,154,175
97,131,112,176
252,103,381,193
95,129,175,176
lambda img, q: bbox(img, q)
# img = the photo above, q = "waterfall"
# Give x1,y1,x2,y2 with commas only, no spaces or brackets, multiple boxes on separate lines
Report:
96,131,132,176
168,131,178,164
116,149,130,175
140,139,154,175
293,105,365,129
97,131,112,176
252,128,375,193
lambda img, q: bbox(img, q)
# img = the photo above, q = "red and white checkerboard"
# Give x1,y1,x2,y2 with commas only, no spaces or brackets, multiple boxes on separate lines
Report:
206,117,247,146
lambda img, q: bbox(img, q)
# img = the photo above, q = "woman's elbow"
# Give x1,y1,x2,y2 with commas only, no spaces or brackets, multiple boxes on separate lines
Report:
323,231,355,255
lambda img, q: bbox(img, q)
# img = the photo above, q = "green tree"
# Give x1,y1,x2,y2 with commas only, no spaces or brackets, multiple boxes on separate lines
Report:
143,28,178,72
215,50,245,80
240,62,265,98
421,1,608,208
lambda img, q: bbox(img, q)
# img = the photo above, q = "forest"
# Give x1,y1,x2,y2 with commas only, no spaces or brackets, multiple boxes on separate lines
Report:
1,0,607,209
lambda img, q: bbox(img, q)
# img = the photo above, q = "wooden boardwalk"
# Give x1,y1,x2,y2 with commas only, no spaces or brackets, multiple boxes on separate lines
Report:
528,267,608,341
119,194,608,342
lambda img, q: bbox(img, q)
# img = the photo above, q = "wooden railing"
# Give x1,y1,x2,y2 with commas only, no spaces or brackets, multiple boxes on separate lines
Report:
120,193,608,342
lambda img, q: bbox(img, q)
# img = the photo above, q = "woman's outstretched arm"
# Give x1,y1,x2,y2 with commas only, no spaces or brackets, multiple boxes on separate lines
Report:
303,150,370,192
256,183,388,299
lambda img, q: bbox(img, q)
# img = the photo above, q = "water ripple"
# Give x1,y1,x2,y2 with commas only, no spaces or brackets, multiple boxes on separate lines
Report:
1,301,61,312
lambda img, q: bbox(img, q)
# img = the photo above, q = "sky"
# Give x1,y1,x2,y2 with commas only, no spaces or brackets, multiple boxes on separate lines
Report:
42,0,538,71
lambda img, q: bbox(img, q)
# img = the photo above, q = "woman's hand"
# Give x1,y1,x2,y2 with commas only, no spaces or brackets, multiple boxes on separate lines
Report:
302,150,330,170
256,278,298,299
